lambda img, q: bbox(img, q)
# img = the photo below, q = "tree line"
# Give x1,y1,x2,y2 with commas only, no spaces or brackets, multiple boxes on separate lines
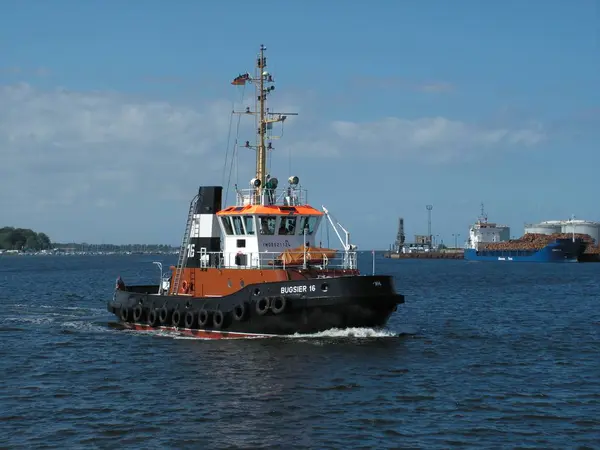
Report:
52,243,177,252
0,227,52,251
1,227,177,252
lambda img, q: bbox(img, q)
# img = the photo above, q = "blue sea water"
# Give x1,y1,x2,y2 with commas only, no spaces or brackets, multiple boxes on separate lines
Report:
1,253,599,449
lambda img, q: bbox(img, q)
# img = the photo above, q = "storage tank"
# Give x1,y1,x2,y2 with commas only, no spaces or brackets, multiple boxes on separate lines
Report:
524,221,561,235
561,220,600,244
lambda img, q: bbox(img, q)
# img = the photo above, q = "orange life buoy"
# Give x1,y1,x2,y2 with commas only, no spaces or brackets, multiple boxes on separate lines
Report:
181,280,190,294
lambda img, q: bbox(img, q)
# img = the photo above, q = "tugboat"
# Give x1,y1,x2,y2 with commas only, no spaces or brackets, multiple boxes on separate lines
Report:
107,45,405,338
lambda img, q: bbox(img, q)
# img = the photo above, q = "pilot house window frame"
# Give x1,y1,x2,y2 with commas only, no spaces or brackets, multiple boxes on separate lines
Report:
299,216,318,235
231,216,244,235
278,216,297,235
221,215,255,236
259,216,277,235
221,216,234,235
244,216,255,235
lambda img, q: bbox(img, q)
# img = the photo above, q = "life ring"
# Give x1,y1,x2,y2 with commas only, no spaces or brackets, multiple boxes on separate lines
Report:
256,297,270,315
271,297,287,314
180,281,190,294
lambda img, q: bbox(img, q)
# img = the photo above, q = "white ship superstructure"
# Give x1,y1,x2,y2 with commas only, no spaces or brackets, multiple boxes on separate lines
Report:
466,204,510,250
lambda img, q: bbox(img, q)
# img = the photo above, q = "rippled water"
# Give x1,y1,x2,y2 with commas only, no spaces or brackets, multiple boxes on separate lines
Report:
1,254,599,448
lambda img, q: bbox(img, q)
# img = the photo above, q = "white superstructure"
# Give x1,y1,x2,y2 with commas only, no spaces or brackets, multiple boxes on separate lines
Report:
465,204,510,250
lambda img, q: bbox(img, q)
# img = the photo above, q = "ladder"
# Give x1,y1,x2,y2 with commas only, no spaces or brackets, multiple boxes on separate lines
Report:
171,193,199,295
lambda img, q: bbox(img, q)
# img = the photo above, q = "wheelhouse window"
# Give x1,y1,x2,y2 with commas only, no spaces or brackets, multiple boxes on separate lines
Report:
231,216,244,235
299,216,318,235
278,216,297,235
244,216,255,235
221,217,234,235
259,216,276,235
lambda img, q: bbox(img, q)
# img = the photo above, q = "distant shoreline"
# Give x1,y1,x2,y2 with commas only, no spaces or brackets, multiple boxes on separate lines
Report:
0,249,179,256
1,248,392,257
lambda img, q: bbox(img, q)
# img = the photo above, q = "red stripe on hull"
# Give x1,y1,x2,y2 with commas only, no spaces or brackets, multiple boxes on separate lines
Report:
124,323,276,339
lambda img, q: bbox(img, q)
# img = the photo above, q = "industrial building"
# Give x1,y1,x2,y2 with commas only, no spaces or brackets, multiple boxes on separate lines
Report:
391,213,437,254
524,219,600,244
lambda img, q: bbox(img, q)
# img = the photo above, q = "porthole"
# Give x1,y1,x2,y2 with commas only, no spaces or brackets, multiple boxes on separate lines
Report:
240,280,245,288
254,288,261,296
321,283,329,292
227,279,232,288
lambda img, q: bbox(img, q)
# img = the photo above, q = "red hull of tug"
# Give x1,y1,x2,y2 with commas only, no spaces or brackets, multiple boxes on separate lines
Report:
123,323,275,339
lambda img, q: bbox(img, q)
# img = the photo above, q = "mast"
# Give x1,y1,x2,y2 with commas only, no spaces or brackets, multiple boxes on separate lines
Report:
479,202,488,223
256,44,267,191
232,45,298,205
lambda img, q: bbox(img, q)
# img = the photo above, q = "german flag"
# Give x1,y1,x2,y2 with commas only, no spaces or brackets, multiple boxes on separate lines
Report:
231,73,250,85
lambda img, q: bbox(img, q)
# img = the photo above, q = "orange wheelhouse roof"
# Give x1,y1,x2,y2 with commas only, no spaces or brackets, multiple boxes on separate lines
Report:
217,204,323,216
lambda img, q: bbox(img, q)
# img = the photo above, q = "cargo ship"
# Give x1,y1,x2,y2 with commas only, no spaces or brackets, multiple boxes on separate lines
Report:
107,45,405,339
463,206,587,262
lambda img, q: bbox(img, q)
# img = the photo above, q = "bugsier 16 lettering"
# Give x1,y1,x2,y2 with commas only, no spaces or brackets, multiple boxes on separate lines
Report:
280,284,317,294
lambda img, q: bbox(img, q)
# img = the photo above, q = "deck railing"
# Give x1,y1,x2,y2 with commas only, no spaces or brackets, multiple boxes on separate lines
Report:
196,249,357,271
235,186,308,207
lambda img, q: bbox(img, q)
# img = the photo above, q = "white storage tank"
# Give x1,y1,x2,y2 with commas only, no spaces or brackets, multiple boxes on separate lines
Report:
524,221,561,235
561,220,600,243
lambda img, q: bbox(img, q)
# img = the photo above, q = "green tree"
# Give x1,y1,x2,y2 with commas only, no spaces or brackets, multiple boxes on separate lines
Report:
37,233,51,250
0,227,53,250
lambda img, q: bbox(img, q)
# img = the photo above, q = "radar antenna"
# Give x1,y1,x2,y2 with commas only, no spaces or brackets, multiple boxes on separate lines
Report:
480,202,488,223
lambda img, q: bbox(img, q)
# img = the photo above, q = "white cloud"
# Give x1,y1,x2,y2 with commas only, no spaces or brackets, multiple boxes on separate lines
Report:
0,83,232,211
289,116,545,163
0,82,547,242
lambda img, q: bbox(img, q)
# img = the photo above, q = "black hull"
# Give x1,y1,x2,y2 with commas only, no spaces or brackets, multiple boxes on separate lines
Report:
107,275,404,337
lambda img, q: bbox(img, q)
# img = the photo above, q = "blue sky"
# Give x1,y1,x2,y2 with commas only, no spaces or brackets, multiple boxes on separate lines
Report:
1,0,598,249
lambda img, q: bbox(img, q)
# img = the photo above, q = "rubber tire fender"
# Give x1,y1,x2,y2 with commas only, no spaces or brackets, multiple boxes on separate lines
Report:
233,302,247,321
271,297,287,314
198,309,210,328
184,310,196,329
256,297,270,316
147,309,160,327
133,304,143,322
213,310,224,330
159,306,169,325
172,310,182,328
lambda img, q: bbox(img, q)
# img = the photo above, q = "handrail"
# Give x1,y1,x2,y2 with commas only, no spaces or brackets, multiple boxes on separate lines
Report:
235,186,308,207
195,249,357,270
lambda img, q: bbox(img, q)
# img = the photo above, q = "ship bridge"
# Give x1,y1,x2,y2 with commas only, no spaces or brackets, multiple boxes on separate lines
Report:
215,176,326,269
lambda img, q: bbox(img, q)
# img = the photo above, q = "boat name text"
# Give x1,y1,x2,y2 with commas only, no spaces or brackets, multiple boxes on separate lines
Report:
281,284,316,294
